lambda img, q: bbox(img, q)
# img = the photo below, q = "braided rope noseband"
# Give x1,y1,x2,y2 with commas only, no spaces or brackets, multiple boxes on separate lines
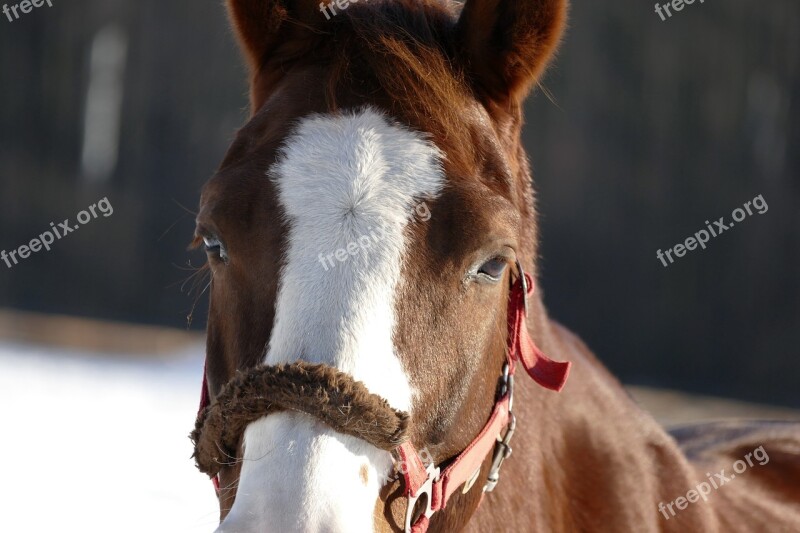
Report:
191,361,410,478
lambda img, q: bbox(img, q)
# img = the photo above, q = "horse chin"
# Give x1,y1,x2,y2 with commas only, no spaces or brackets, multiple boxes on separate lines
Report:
216,412,394,533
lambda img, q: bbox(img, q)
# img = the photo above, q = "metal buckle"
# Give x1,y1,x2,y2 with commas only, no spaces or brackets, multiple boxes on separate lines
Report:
484,364,516,493
500,362,514,412
515,259,529,316
404,463,440,533
483,411,516,493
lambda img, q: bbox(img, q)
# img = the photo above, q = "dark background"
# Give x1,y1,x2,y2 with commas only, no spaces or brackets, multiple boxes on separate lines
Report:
0,1,797,404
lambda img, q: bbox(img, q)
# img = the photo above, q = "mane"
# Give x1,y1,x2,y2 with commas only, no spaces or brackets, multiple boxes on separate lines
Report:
317,0,477,158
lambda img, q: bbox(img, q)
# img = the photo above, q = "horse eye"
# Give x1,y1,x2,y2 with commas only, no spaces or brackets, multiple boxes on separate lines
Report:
477,257,508,281
203,236,227,262
203,236,221,252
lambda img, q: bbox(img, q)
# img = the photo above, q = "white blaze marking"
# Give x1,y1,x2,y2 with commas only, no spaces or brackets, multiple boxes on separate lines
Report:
217,108,444,533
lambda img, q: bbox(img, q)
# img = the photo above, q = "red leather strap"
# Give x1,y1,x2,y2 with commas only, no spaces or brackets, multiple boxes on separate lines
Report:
437,395,510,505
400,273,571,532
410,516,430,533
397,442,430,496
398,396,510,502
508,273,571,391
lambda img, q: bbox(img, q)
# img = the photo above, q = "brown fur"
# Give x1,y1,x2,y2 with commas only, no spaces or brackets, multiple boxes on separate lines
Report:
194,0,800,530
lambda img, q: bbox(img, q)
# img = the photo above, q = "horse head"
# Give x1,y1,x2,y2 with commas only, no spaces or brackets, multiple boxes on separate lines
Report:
193,1,568,531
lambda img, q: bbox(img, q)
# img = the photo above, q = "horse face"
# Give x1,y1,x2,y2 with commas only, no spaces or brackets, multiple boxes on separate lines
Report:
196,1,566,531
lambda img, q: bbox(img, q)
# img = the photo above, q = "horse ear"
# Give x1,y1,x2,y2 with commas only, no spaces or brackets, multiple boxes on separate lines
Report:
456,0,568,106
226,0,322,106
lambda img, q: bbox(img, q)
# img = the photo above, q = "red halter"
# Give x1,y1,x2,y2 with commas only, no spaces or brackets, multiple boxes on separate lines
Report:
196,263,571,532
396,264,570,532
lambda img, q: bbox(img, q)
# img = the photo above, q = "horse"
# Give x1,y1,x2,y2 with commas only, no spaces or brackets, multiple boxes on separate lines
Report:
190,0,800,531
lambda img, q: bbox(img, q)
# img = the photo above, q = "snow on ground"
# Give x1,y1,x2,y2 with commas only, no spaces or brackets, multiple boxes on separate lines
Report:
4,340,795,533
0,341,219,532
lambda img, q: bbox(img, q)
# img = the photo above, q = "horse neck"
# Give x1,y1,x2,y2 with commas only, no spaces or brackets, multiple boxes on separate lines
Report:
495,138,705,528
495,294,709,532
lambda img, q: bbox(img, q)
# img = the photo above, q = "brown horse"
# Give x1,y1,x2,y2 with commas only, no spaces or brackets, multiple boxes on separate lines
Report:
192,0,800,531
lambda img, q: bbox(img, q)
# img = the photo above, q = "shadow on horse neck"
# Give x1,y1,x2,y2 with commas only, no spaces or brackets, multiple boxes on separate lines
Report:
194,0,800,531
